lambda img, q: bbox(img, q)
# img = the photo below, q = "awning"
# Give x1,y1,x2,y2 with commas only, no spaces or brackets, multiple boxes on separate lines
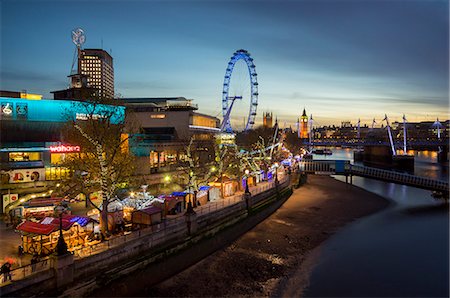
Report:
135,206,162,215
40,217,74,230
16,221,55,235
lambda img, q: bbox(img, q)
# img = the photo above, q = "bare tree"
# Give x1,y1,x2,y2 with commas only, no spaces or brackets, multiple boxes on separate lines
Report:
60,99,135,235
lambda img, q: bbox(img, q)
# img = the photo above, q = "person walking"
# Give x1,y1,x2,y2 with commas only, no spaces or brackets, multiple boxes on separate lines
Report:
1,262,12,282
30,255,38,272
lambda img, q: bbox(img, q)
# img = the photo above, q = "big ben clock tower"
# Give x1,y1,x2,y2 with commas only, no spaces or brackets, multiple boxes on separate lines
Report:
300,108,308,139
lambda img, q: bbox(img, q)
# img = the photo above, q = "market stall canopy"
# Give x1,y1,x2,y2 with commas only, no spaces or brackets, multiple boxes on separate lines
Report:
135,206,162,215
212,175,234,183
16,221,55,235
40,217,74,230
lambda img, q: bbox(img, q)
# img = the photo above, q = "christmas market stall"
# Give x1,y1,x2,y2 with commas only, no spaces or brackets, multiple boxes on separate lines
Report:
131,206,162,229
15,214,95,255
209,175,239,198
155,194,185,216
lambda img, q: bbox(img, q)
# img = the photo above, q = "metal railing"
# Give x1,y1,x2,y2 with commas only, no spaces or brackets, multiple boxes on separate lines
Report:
0,258,51,285
2,174,290,285
298,160,448,192
350,164,449,192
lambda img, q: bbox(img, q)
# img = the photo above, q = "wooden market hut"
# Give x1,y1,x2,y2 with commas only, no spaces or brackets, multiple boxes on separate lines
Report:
16,214,94,255
153,194,185,216
131,206,162,229
209,175,238,198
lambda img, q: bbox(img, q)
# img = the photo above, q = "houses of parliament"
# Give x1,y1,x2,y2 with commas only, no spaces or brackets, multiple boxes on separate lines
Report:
263,109,309,139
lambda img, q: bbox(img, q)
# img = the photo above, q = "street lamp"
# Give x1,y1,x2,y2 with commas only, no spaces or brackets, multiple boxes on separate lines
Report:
244,169,250,194
54,205,68,256
274,162,279,183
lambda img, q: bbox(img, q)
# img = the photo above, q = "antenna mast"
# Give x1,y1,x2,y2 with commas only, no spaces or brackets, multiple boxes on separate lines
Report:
70,28,86,75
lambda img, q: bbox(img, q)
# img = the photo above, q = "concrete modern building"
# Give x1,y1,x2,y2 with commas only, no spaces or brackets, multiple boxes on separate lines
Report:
52,49,114,100
0,96,124,195
79,49,114,99
120,97,220,174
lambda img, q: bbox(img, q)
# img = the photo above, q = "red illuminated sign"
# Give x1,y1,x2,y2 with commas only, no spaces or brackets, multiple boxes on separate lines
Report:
49,145,81,153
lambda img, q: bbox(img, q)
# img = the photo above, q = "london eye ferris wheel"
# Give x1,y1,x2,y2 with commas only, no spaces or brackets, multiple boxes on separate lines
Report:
221,49,259,133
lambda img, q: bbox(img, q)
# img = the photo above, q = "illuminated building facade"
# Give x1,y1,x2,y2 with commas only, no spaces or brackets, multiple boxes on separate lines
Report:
79,49,114,99
263,112,273,128
0,96,124,190
300,108,309,139
52,49,114,100
121,97,220,174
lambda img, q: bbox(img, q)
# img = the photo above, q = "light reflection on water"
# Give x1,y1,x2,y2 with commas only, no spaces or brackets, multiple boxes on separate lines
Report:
303,149,449,297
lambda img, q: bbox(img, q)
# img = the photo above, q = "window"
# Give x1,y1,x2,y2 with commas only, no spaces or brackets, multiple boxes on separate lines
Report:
9,152,42,162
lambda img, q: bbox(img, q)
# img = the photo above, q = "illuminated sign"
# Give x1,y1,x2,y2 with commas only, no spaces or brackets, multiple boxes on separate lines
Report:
0,98,124,123
1,102,13,117
216,133,236,146
49,145,81,153
16,103,28,119
76,113,106,120
151,114,166,119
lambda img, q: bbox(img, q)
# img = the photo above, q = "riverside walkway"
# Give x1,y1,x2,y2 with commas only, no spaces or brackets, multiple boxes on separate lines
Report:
0,173,288,287
298,160,449,193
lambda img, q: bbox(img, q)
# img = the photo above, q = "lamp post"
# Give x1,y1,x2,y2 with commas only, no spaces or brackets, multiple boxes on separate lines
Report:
54,205,68,256
274,162,279,184
244,169,251,194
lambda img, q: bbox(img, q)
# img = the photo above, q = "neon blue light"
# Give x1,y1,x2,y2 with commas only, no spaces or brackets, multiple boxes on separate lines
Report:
172,192,187,196
0,97,125,124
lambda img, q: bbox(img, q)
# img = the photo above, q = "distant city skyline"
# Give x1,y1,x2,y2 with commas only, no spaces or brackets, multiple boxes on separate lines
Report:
1,0,448,127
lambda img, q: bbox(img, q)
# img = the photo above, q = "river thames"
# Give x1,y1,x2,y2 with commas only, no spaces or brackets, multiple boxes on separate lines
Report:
303,148,449,297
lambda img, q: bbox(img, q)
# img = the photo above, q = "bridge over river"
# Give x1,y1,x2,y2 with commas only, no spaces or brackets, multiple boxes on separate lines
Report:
298,160,449,193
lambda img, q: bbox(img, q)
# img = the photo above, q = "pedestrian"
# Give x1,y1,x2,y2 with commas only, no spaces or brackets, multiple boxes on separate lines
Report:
18,245,23,257
30,255,38,272
1,262,12,282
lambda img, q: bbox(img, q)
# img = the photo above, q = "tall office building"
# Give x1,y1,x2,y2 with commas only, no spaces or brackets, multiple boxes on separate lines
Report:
79,49,114,99
52,48,114,100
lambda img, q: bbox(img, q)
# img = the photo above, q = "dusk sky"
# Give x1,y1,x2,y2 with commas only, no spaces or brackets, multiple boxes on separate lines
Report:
1,0,448,127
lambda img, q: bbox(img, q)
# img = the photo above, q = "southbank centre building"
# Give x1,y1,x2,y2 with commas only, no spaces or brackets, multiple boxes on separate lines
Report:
0,97,125,187
0,95,221,212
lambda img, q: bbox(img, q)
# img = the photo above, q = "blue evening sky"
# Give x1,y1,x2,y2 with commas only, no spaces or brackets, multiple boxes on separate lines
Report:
1,0,448,127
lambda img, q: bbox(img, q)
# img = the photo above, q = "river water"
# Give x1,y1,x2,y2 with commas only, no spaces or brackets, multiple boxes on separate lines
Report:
302,148,449,297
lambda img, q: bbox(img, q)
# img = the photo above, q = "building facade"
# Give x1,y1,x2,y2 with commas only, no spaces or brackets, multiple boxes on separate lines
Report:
121,97,220,174
79,49,114,99
0,96,124,187
52,49,114,101
263,112,273,128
